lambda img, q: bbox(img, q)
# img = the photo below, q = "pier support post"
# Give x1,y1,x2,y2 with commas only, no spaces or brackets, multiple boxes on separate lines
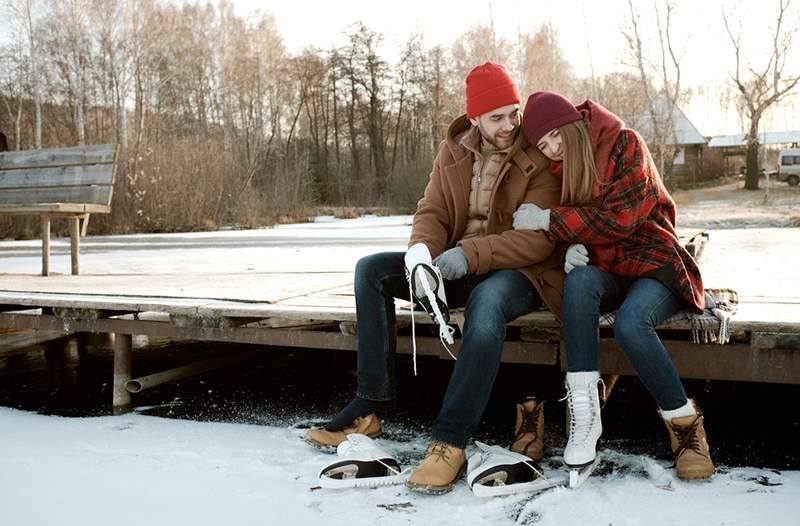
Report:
112,333,133,412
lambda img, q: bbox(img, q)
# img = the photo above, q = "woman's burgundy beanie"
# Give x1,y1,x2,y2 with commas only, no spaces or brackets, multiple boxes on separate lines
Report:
522,91,583,146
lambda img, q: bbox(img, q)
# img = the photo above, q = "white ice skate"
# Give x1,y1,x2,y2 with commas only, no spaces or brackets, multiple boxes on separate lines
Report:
404,243,456,373
561,371,605,488
318,433,410,489
467,442,567,497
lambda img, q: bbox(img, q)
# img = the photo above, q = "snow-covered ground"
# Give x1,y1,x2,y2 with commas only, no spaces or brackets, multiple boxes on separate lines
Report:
1,407,796,526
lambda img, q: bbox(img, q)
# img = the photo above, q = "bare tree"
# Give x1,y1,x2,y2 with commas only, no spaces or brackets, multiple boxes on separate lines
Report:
623,0,683,185
723,0,800,190
7,0,45,148
0,29,27,150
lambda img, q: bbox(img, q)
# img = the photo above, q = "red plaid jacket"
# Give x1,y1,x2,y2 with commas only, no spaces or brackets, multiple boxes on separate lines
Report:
548,128,705,313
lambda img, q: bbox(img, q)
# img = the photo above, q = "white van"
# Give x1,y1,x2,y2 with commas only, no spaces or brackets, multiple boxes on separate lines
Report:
778,148,800,186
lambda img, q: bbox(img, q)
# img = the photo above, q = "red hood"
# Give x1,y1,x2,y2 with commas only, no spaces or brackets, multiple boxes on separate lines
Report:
548,99,624,180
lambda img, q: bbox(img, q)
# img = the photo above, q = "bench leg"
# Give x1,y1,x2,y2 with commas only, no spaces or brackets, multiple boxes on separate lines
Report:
69,216,80,275
113,333,133,412
41,215,50,276
80,214,90,236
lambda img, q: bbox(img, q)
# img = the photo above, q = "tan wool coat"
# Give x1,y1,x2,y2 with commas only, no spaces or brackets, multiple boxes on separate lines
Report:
409,114,568,320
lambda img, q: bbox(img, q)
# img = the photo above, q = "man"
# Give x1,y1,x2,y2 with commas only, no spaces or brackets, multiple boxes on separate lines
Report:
306,62,565,494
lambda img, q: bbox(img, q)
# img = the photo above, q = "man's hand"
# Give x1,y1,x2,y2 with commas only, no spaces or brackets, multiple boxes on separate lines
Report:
433,247,468,280
564,243,589,273
512,203,550,231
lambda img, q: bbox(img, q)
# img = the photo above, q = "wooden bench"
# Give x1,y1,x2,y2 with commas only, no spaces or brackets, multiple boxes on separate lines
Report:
0,144,118,276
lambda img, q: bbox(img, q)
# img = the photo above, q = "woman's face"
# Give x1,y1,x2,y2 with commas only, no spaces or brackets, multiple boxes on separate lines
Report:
536,128,563,161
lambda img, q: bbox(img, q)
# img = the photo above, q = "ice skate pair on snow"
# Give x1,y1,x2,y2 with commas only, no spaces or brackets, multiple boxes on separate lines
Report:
316,433,559,497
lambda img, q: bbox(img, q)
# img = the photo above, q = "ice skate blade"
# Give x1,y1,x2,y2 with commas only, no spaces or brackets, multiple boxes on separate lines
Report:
472,475,568,498
319,468,411,489
568,456,601,488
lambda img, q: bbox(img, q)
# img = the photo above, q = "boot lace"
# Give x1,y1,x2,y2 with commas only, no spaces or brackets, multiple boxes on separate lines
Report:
559,379,605,445
427,441,456,464
670,413,708,459
514,402,540,442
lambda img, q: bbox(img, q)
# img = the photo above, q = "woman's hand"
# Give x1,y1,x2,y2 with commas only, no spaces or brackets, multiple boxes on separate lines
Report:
513,203,550,231
564,244,589,273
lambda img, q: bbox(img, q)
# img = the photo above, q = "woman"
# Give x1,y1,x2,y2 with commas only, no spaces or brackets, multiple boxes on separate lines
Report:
512,91,713,481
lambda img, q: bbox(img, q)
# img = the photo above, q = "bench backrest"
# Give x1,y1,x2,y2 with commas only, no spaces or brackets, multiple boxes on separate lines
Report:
0,144,118,210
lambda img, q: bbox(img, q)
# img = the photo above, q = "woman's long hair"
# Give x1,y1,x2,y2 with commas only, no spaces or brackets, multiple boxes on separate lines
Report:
560,120,600,206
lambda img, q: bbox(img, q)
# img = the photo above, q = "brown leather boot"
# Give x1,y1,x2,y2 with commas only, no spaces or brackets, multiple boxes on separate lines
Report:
510,397,545,461
406,441,466,494
304,414,381,452
664,410,715,480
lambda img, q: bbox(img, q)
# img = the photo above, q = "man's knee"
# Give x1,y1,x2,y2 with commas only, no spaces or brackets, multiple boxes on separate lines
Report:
355,252,397,286
564,266,604,304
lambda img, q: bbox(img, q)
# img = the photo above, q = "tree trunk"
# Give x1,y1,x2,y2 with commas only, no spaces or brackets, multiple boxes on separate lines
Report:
744,117,761,190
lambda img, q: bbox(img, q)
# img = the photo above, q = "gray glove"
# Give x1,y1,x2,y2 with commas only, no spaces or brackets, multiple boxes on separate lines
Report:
564,243,589,273
513,203,550,231
434,247,468,280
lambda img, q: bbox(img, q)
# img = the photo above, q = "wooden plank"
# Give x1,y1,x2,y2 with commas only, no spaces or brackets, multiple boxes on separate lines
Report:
596,339,800,384
0,329,71,356
0,203,109,214
0,164,115,190
0,312,559,366
0,185,112,206
751,332,800,350
0,144,116,171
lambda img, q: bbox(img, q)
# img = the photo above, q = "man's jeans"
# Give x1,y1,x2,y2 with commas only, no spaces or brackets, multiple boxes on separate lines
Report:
563,265,688,411
353,251,541,448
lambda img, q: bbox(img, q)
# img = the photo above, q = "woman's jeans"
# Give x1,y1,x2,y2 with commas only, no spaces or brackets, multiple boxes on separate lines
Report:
563,265,688,411
353,251,541,448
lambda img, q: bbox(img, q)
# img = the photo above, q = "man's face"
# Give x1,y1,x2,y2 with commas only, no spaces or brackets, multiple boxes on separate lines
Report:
537,128,563,161
469,103,520,149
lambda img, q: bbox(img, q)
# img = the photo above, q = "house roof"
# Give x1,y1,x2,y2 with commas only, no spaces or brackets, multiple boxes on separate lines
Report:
708,130,800,148
632,100,707,145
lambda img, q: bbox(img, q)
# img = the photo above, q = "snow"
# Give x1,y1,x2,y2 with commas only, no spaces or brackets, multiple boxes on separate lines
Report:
0,406,796,526
0,215,412,275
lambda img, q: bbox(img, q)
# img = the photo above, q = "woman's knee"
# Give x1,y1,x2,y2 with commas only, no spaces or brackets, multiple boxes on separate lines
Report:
613,306,654,348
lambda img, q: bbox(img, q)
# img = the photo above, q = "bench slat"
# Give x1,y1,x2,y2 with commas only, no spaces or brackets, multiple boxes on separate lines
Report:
0,204,110,214
0,185,112,206
0,144,117,171
0,164,114,189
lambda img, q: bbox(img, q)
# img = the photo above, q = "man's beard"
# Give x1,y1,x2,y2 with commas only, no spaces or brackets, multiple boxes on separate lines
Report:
478,123,517,149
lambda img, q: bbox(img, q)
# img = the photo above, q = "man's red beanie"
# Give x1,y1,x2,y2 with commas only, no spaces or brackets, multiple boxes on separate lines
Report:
522,91,582,146
465,62,520,118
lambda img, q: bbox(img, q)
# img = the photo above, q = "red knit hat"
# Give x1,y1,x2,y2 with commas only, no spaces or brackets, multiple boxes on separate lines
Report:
522,91,583,146
465,62,520,118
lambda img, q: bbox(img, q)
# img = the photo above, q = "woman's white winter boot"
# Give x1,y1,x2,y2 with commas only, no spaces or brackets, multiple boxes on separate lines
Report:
562,371,603,467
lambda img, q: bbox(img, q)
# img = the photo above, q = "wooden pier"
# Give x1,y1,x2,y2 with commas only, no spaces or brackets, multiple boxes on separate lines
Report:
1,226,799,409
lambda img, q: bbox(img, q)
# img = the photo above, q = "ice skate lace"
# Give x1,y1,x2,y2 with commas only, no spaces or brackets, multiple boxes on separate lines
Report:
341,436,402,475
670,413,708,459
407,265,456,376
559,380,606,445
